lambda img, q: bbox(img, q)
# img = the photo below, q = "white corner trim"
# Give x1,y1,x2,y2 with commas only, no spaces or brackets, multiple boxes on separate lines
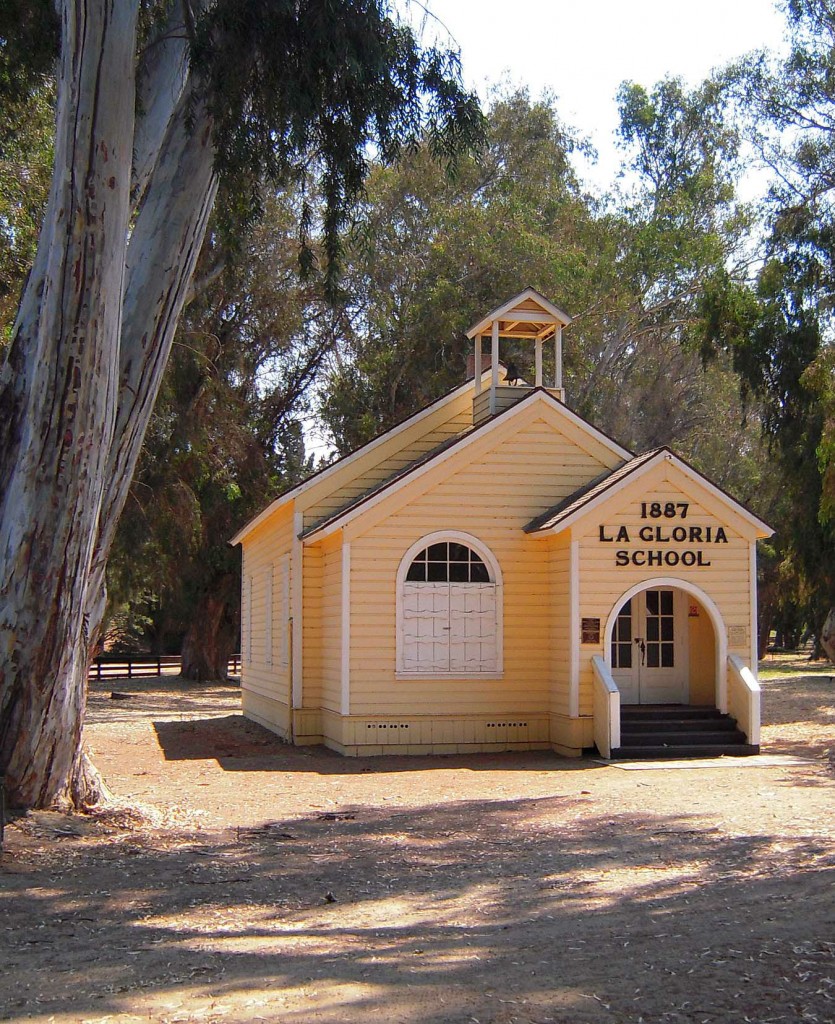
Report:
341,542,351,716
750,541,759,675
291,511,304,709
569,539,580,718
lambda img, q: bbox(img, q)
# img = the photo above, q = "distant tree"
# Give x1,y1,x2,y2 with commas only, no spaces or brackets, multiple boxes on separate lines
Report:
318,91,583,448
0,0,482,810
728,0,835,654
320,88,769,506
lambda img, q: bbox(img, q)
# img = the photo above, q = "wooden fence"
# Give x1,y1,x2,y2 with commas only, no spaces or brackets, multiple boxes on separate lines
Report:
89,654,241,681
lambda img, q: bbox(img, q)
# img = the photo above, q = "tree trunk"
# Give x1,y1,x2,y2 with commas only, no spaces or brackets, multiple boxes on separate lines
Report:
180,575,239,682
819,606,835,663
0,1,139,809
0,2,218,810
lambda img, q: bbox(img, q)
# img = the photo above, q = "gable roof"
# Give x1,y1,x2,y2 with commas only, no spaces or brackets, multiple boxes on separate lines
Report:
467,287,572,339
302,387,632,542
230,373,483,546
524,447,773,538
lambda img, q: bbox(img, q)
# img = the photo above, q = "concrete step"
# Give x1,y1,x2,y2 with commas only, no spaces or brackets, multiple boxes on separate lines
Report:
614,705,758,759
621,717,739,734
621,705,724,721
610,743,760,759
620,729,747,747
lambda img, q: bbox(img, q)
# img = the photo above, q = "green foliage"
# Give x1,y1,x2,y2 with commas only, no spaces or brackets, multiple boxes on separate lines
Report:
727,0,835,639
0,86,53,344
191,0,484,285
320,89,596,451
0,0,58,123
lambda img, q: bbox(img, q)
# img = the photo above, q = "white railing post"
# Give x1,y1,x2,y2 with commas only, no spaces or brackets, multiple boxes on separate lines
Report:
727,654,761,747
592,655,621,758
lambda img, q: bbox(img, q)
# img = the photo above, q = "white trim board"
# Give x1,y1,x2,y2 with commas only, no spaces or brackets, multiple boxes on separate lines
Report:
532,449,772,541
340,543,351,715
467,287,572,338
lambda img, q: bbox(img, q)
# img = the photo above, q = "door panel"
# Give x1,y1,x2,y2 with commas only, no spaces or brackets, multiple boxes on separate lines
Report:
611,588,687,704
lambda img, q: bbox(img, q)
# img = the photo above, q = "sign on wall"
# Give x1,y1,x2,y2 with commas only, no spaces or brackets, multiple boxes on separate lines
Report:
598,501,729,568
581,618,601,644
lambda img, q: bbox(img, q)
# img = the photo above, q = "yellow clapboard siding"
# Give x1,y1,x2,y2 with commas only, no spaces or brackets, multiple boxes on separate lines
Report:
301,543,324,706
240,503,293,705
342,410,609,720
318,533,343,713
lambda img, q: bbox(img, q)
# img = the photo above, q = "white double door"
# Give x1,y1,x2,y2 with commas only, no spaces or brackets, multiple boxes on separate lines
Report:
610,588,688,704
402,582,498,674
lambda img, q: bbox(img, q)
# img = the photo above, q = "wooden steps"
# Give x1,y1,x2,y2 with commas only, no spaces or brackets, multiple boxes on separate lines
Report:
611,705,759,759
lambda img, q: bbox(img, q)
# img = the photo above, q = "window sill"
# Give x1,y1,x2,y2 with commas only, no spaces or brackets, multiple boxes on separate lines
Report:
396,671,505,681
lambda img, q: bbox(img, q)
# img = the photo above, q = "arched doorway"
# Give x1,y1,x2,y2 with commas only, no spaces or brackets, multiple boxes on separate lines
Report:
605,578,726,708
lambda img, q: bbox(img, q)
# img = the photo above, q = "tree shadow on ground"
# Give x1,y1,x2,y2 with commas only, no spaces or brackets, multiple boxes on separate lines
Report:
2,795,833,1024
151,716,607,775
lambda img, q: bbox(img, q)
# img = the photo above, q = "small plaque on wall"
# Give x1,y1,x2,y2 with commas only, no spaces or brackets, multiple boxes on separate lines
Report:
581,617,601,644
728,625,748,647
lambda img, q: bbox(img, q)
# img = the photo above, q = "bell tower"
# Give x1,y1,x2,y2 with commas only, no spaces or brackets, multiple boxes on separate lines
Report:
467,288,572,425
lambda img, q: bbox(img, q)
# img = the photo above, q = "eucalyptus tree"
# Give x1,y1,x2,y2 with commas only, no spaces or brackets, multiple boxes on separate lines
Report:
0,0,482,810
727,0,835,653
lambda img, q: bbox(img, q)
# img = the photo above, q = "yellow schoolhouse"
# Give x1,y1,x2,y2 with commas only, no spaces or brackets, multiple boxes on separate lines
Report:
231,290,772,759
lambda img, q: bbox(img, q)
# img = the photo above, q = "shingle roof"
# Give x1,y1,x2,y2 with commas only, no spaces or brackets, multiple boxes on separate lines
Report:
524,448,666,533
302,387,633,541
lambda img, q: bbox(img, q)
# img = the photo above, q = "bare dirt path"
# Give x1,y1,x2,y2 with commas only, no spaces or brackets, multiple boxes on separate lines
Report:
1,665,833,1024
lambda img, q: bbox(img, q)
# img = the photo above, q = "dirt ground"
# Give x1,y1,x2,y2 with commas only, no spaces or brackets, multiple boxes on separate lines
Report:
1,661,833,1024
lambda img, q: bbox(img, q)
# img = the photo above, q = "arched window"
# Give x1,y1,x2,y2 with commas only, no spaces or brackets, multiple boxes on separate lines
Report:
397,532,502,676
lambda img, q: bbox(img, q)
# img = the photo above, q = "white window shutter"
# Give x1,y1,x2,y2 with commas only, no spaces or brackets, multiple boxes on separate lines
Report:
449,583,497,672
402,582,450,672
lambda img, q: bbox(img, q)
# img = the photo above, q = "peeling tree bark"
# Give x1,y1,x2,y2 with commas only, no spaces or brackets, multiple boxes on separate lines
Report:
0,1,219,810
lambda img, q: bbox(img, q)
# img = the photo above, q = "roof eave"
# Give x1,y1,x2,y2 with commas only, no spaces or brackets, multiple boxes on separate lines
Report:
527,449,773,538
466,287,572,339
303,387,632,544
229,370,496,546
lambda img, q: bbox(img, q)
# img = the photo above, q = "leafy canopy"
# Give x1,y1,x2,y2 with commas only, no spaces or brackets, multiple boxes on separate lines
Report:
191,0,484,280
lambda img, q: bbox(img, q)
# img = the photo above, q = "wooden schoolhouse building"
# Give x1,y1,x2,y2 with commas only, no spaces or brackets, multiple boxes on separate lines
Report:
231,290,771,759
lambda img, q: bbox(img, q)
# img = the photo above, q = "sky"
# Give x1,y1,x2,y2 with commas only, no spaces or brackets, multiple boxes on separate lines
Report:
410,0,789,187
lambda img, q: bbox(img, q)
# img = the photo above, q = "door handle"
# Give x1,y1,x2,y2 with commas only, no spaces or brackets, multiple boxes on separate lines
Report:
634,637,646,664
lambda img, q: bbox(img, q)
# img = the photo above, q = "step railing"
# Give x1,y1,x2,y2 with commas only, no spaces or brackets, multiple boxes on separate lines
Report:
592,655,621,758
727,654,760,746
